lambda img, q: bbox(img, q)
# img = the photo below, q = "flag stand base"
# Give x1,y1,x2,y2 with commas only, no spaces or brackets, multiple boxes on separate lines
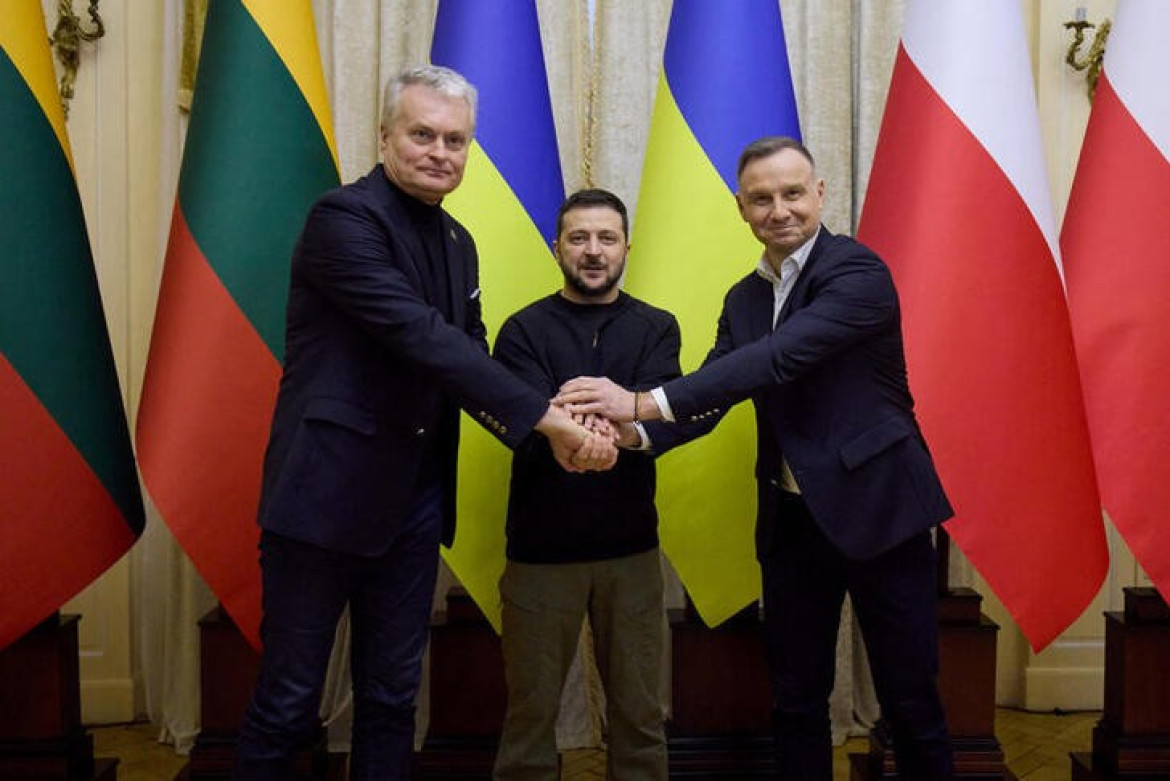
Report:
850,587,1014,779
0,612,117,779
667,600,776,778
415,586,506,778
1070,587,1170,779
175,605,334,780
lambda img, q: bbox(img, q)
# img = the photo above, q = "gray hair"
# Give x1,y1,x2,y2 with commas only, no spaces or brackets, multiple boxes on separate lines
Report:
736,136,815,180
380,65,478,136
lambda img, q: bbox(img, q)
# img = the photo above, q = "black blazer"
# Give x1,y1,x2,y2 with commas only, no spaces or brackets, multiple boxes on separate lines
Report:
256,167,548,555
654,228,952,560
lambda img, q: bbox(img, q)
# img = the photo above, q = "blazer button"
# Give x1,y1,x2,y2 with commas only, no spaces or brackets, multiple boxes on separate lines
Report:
416,427,426,437
500,425,508,435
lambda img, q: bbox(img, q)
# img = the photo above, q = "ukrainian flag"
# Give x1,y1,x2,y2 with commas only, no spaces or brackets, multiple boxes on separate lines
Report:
431,0,565,629
625,0,801,626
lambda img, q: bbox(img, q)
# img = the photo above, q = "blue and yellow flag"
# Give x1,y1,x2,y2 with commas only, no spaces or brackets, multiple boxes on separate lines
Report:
625,0,801,626
431,0,565,629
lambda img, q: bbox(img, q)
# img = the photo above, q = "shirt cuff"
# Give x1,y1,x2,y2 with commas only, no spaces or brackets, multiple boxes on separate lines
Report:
630,422,652,451
650,387,675,422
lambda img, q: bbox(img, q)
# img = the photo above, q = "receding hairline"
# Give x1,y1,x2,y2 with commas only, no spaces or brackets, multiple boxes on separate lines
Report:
735,136,816,181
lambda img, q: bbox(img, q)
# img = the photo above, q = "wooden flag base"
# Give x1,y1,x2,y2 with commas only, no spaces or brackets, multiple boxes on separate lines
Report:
415,587,507,779
850,587,1015,779
1070,587,1170,779
0,613,118,780
667,601,776,778
177,605,333,780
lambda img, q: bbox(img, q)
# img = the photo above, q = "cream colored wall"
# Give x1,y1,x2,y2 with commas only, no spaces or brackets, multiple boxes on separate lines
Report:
58,0,1141,723
49,0,168,723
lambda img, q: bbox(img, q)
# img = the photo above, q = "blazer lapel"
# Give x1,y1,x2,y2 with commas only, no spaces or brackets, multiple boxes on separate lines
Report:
744,273,774,339
778,226,830,324
441,214,468,331
377,170,430,294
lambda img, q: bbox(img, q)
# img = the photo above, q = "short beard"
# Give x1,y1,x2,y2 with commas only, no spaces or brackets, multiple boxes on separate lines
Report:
563,271,622,301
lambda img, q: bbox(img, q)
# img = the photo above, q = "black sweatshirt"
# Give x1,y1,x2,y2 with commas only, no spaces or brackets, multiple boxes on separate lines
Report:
492,292,682,564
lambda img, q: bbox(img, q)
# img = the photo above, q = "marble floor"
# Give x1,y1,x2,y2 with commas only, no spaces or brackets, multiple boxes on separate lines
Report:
91,707,1099,780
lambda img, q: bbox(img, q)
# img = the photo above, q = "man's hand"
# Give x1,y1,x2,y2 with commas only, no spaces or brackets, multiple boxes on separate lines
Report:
534,404,618,473
555,377,659,423
574,412,617,441
614,421,642,449
571,426,619,471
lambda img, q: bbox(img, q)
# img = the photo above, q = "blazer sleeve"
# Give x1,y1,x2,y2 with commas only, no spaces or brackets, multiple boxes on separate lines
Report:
662,247,897,422
643,298,734,452
296,191,548,446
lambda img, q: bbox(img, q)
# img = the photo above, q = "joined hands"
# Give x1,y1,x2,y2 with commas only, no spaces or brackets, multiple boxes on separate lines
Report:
533,391,646,473
534,404,618,473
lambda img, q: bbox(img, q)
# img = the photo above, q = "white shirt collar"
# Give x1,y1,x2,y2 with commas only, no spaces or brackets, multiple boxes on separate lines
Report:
754,226,820,284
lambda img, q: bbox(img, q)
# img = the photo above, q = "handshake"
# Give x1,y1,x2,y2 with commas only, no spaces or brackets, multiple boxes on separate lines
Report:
534,376,654,474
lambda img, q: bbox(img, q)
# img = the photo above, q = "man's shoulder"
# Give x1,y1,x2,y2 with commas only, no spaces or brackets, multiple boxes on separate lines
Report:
619,293,678,329
312,167,385,212
500,294,560,329
724,267,769,301
814,228,883,266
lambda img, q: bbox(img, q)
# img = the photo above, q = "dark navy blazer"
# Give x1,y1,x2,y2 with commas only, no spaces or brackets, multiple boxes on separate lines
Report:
256,166,548,556
654,227,952,561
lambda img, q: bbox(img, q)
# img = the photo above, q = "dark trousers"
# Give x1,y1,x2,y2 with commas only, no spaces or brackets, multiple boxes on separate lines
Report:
761,491,953,780
233,484,443,780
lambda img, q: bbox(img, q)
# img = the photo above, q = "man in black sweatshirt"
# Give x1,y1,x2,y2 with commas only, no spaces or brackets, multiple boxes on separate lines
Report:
491,189,680,781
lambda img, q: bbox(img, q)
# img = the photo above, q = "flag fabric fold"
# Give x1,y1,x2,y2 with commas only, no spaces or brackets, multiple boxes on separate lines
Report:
430,0,566,630
0,1,144,650
857,0,1106,651
624,0,800,627
136,0,338,648
1062,0,1170,600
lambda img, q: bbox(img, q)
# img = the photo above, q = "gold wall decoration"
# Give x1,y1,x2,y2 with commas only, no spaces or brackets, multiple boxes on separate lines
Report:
1064,12,1112,102
180,0,210,111
48,0,105,118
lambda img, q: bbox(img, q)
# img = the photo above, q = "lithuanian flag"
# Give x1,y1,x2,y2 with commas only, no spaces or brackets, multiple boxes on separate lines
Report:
0,1,144,650
136,0,338,648
624,0,801,626
431,0,565,629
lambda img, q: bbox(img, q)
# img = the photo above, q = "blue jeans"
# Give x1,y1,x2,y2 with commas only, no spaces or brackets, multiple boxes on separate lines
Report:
234,484,443,780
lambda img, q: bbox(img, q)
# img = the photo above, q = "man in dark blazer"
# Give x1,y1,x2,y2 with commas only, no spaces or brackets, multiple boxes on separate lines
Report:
557,137,954,779
234,66,613,781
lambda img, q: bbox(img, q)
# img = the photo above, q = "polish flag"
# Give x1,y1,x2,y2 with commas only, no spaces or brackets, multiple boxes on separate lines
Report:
1062,1,1170,600
857,1,1107,651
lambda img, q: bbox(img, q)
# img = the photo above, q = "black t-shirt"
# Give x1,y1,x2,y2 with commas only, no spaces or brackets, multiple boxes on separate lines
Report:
492,292,682,563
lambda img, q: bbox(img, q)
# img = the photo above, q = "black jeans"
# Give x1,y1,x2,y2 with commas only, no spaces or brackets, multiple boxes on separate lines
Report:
234,484,443,780
760,490,953,780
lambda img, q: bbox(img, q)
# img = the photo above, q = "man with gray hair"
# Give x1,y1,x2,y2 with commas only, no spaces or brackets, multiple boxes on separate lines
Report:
234,65,612,780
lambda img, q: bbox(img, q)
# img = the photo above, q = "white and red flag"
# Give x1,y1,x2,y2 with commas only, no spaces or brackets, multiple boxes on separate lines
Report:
858,0,1107,651
1062,0,1170,600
